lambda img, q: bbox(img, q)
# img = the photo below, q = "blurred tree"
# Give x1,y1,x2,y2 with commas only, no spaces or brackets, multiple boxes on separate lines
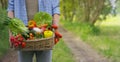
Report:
109,0,117,15
0,0,117,25
60,0,112,25
0,0,8,9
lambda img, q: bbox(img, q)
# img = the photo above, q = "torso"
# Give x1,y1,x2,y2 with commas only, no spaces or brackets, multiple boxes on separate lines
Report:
26,0,38,20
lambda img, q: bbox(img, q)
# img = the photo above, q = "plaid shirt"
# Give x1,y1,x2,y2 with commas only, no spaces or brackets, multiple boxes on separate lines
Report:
7,0,60,25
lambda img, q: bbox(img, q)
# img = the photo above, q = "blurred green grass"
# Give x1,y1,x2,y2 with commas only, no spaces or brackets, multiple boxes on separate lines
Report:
0,8,9,58
61,15,120,62
53,40,75,62
0,28,9,58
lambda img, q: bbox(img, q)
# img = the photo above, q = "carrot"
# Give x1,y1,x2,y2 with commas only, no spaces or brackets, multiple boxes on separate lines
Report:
38,24,48,28
28,20,37,29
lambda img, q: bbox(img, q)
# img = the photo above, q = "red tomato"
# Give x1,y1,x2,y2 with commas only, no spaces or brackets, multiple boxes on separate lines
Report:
21,42,26,48
54,38,59,44
55,31,62,38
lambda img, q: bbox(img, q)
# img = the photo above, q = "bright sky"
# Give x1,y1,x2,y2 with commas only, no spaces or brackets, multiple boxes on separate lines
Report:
109,0,117,8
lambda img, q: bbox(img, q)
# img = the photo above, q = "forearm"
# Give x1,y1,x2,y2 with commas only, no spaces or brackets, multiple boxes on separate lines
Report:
52,0,60,26
53,14,60,26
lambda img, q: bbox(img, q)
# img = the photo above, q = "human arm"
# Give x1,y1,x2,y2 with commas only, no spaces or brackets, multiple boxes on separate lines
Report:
52,0,62,44
7,0,14,18
53,14,60,27
52,0,60,26
7,0,14,12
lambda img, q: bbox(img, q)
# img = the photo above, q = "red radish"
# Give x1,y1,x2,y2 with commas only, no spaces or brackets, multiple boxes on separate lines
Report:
41,27,46,32
19,37,24,42
14,43,19,48
18,41,22,45
10,36,15,43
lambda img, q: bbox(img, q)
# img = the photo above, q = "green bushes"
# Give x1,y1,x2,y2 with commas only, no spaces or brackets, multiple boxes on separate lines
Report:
0,8,9,58
61,20,100,40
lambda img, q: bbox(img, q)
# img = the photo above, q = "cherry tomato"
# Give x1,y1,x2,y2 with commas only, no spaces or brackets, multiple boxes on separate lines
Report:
21,42,26,48
54,38,59,44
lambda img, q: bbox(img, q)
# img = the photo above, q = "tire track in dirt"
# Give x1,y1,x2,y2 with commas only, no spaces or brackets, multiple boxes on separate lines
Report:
59,27,109,62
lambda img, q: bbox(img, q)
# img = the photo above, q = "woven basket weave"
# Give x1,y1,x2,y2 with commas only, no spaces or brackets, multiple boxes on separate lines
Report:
14,37,54,51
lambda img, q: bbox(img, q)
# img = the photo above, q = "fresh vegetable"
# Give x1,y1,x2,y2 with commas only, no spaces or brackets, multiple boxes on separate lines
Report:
6,18,29,34
6,12,63,49
33,12,52,26
55,31,62,38
38,24,48,28
29,33,34,40
21,42,26,48
33,27,43,34
14,43,19,48
54,31,62,44
28,20,36,29
10,34,25,48
52,24,58,29
54,38,59,44
44,30,53,38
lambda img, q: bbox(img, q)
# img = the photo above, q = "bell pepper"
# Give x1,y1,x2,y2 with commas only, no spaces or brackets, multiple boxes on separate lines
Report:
44,30,53,38
28,20,37,29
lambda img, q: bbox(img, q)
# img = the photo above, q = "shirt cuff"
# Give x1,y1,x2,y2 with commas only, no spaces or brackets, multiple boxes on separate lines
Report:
7,8,14,11
52,7,60,15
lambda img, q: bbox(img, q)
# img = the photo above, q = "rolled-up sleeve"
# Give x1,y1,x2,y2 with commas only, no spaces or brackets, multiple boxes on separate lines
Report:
7,0,14,11
52,0,60,15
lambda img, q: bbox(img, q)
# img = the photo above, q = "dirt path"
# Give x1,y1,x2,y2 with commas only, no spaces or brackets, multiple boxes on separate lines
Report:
59,27,109,62
0,27,109,62
0,50,18,62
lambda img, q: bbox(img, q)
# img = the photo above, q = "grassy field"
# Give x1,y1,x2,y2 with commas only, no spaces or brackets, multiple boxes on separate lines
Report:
53,40,75,62
61,15,120,62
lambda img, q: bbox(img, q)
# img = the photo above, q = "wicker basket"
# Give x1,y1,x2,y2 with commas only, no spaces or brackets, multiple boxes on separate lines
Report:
14,37,54,51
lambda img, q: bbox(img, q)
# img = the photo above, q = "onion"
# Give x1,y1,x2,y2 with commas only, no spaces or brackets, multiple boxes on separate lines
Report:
33,27,43,33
